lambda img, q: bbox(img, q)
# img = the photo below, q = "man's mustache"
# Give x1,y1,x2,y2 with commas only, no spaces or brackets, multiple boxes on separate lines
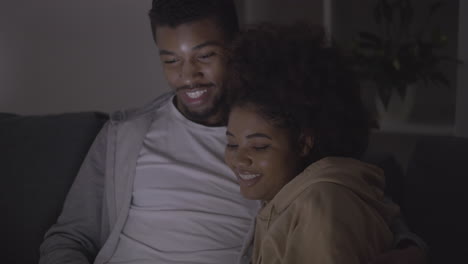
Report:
176,83,214,92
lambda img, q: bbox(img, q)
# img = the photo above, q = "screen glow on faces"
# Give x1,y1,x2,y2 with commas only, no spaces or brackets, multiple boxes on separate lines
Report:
155,18,228,125
224,105,304,202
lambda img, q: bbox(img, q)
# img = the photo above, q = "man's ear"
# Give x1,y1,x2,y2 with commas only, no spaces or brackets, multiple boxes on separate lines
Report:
299,134,314,157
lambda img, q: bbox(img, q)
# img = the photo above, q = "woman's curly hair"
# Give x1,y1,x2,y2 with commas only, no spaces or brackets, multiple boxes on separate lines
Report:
226,23,372,163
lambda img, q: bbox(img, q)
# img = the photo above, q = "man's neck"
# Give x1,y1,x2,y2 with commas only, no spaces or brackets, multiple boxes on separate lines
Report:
172,97,227,127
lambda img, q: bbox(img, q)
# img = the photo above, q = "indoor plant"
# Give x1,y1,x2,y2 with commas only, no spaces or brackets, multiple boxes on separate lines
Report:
350,0,459,124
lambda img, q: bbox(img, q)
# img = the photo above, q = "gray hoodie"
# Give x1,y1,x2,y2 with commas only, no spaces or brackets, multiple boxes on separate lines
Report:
39,92,255,264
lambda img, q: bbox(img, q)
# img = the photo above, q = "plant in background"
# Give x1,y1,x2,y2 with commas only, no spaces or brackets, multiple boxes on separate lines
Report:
351,0,460,109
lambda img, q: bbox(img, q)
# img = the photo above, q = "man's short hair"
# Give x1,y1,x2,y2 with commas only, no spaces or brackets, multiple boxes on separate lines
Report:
149,0,239,42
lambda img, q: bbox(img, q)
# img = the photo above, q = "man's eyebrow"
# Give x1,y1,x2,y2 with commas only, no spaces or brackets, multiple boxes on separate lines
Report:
246,133,272,140
159,41,224,56
159,49,175,56
193,40,224,51
226,131,234,137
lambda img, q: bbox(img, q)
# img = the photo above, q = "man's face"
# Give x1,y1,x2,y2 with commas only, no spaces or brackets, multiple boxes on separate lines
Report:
155,18,228,126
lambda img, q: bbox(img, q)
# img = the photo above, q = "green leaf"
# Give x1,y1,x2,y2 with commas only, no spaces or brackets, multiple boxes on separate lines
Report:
357,42,382,51
374,2,383,24
377,85,392,110
399,0,414,31
392,58,401,70
382,0,393,24
358,32,383,45
429,72,450,87
429,1,444,17
396,83,407,100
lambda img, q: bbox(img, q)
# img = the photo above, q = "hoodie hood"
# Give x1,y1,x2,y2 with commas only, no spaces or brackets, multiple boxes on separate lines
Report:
258,156,399,225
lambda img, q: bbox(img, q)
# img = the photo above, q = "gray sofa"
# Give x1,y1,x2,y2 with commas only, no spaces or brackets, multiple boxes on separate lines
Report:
0,112,467,263
0,112,107,264
365,131,468,263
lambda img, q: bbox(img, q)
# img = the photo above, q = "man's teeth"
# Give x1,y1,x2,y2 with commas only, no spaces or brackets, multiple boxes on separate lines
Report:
186,89,207,99
239,173,261,180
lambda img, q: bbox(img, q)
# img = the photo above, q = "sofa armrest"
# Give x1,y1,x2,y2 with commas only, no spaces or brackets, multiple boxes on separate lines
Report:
0,112,108,264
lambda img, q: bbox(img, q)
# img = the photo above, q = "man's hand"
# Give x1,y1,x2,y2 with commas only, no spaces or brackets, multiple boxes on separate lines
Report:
369,245,428,264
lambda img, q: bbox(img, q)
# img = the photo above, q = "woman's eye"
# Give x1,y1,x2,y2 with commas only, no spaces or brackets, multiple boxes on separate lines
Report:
226,144,238,149
253,145,271,151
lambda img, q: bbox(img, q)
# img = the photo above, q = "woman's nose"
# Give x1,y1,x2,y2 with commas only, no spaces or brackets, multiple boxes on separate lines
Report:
234,148,252,167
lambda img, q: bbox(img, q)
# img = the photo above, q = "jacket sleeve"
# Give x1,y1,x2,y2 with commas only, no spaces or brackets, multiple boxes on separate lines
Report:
39,122,111,264
384,197,429,251
281,183,394,264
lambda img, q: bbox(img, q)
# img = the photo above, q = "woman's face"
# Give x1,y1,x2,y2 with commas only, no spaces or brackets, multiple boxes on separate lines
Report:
224,105,304,202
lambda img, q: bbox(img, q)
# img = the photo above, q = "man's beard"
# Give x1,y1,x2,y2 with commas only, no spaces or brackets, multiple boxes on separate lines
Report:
178,92,227,126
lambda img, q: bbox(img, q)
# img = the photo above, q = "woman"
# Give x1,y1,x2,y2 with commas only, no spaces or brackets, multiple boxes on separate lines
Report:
224,23,400,264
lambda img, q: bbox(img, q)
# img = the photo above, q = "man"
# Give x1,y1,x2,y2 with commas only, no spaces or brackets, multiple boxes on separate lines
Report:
39,1,426,263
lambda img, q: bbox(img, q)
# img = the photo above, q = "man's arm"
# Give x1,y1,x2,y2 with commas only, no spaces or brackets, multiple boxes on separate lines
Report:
39,123,111,264
370,198,428,264
390,214,428,251
370,246,427,264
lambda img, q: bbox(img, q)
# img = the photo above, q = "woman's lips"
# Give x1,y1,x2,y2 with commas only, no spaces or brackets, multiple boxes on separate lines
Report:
237,171,262,187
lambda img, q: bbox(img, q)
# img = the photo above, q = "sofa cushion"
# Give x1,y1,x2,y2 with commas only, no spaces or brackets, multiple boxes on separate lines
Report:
0,112,108,264
403,135,468,263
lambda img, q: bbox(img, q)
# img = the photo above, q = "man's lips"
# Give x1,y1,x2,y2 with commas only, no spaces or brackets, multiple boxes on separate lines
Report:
175,83,214,92
176,83,214,106
185,89,208,99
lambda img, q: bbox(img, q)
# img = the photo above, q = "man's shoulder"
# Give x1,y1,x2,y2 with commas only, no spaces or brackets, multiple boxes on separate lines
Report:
108,92,174,124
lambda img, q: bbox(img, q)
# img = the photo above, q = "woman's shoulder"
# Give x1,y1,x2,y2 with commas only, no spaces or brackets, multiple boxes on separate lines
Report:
292,181,358,211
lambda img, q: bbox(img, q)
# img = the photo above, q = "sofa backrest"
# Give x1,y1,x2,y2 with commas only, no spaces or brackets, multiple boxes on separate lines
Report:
366,132,468,262
403,135,468,263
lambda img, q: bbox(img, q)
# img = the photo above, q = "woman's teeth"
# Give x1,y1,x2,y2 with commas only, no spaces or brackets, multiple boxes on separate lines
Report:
239,173,261,180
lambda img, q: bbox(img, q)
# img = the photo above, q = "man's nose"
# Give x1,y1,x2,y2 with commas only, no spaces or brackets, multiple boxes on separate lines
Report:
180,60,202,85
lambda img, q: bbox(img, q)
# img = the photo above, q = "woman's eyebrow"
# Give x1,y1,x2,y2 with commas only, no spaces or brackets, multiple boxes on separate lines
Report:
246,133,272,140
225,131,272,140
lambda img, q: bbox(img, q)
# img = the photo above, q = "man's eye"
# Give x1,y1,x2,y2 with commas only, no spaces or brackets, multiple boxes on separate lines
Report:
253,145,270,151
163,59,178,64
161,56,179,64
198,52,216,60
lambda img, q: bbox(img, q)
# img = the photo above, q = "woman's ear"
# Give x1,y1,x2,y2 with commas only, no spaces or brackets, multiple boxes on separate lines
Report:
299,134,314,157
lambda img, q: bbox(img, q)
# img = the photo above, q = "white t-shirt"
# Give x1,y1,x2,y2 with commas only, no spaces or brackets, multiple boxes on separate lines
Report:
108,97,258,264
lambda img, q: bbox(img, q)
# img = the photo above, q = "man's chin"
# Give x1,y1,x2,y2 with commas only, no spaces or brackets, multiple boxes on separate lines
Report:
175,95,227,125
184,107,219,123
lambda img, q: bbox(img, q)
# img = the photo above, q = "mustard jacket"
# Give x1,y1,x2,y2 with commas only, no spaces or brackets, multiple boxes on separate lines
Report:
252,157,400,264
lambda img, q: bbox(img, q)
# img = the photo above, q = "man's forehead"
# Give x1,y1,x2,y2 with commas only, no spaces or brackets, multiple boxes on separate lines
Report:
155,18,228,48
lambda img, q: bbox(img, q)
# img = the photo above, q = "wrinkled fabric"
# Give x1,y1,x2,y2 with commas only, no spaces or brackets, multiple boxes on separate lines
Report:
253,157,400,264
